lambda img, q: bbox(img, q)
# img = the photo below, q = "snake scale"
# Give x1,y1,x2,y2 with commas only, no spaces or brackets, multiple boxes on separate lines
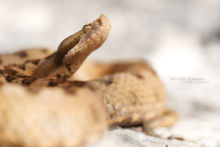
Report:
0,14,178,147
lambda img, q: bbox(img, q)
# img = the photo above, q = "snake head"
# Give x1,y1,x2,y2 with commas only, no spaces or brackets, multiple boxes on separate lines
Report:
81,14,111,50
33,14,111,80
57,14,111,65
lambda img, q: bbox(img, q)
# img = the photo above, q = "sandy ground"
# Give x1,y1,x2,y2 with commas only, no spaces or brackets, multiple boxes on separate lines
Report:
0,0,220,146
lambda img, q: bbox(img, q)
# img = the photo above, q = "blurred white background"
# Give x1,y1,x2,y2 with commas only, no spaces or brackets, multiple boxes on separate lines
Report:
0,0,220,146
1,0,220,58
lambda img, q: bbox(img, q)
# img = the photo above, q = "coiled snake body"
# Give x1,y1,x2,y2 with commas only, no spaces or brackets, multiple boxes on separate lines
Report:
0,15,177,147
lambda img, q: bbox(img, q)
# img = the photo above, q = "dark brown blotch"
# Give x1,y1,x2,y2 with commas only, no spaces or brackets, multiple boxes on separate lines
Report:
6,76,15,82
72,81,86,87
19,64,26,70
22,76,36,86
134,73,143,79
65,64,71,71
56,74,61,79
32,59,40,65
5,69,17,75
48,80,58,87
25,60,31,64
103,78,113,85
17,51,27,58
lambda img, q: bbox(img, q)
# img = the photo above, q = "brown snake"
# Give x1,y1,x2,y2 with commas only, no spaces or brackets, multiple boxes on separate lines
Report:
0,14,178,147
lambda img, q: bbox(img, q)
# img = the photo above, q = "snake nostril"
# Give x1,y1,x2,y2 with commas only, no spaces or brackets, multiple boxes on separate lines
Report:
97,19,102,25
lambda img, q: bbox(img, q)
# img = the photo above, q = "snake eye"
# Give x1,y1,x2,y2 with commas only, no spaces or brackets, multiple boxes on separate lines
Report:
83,25,92,32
